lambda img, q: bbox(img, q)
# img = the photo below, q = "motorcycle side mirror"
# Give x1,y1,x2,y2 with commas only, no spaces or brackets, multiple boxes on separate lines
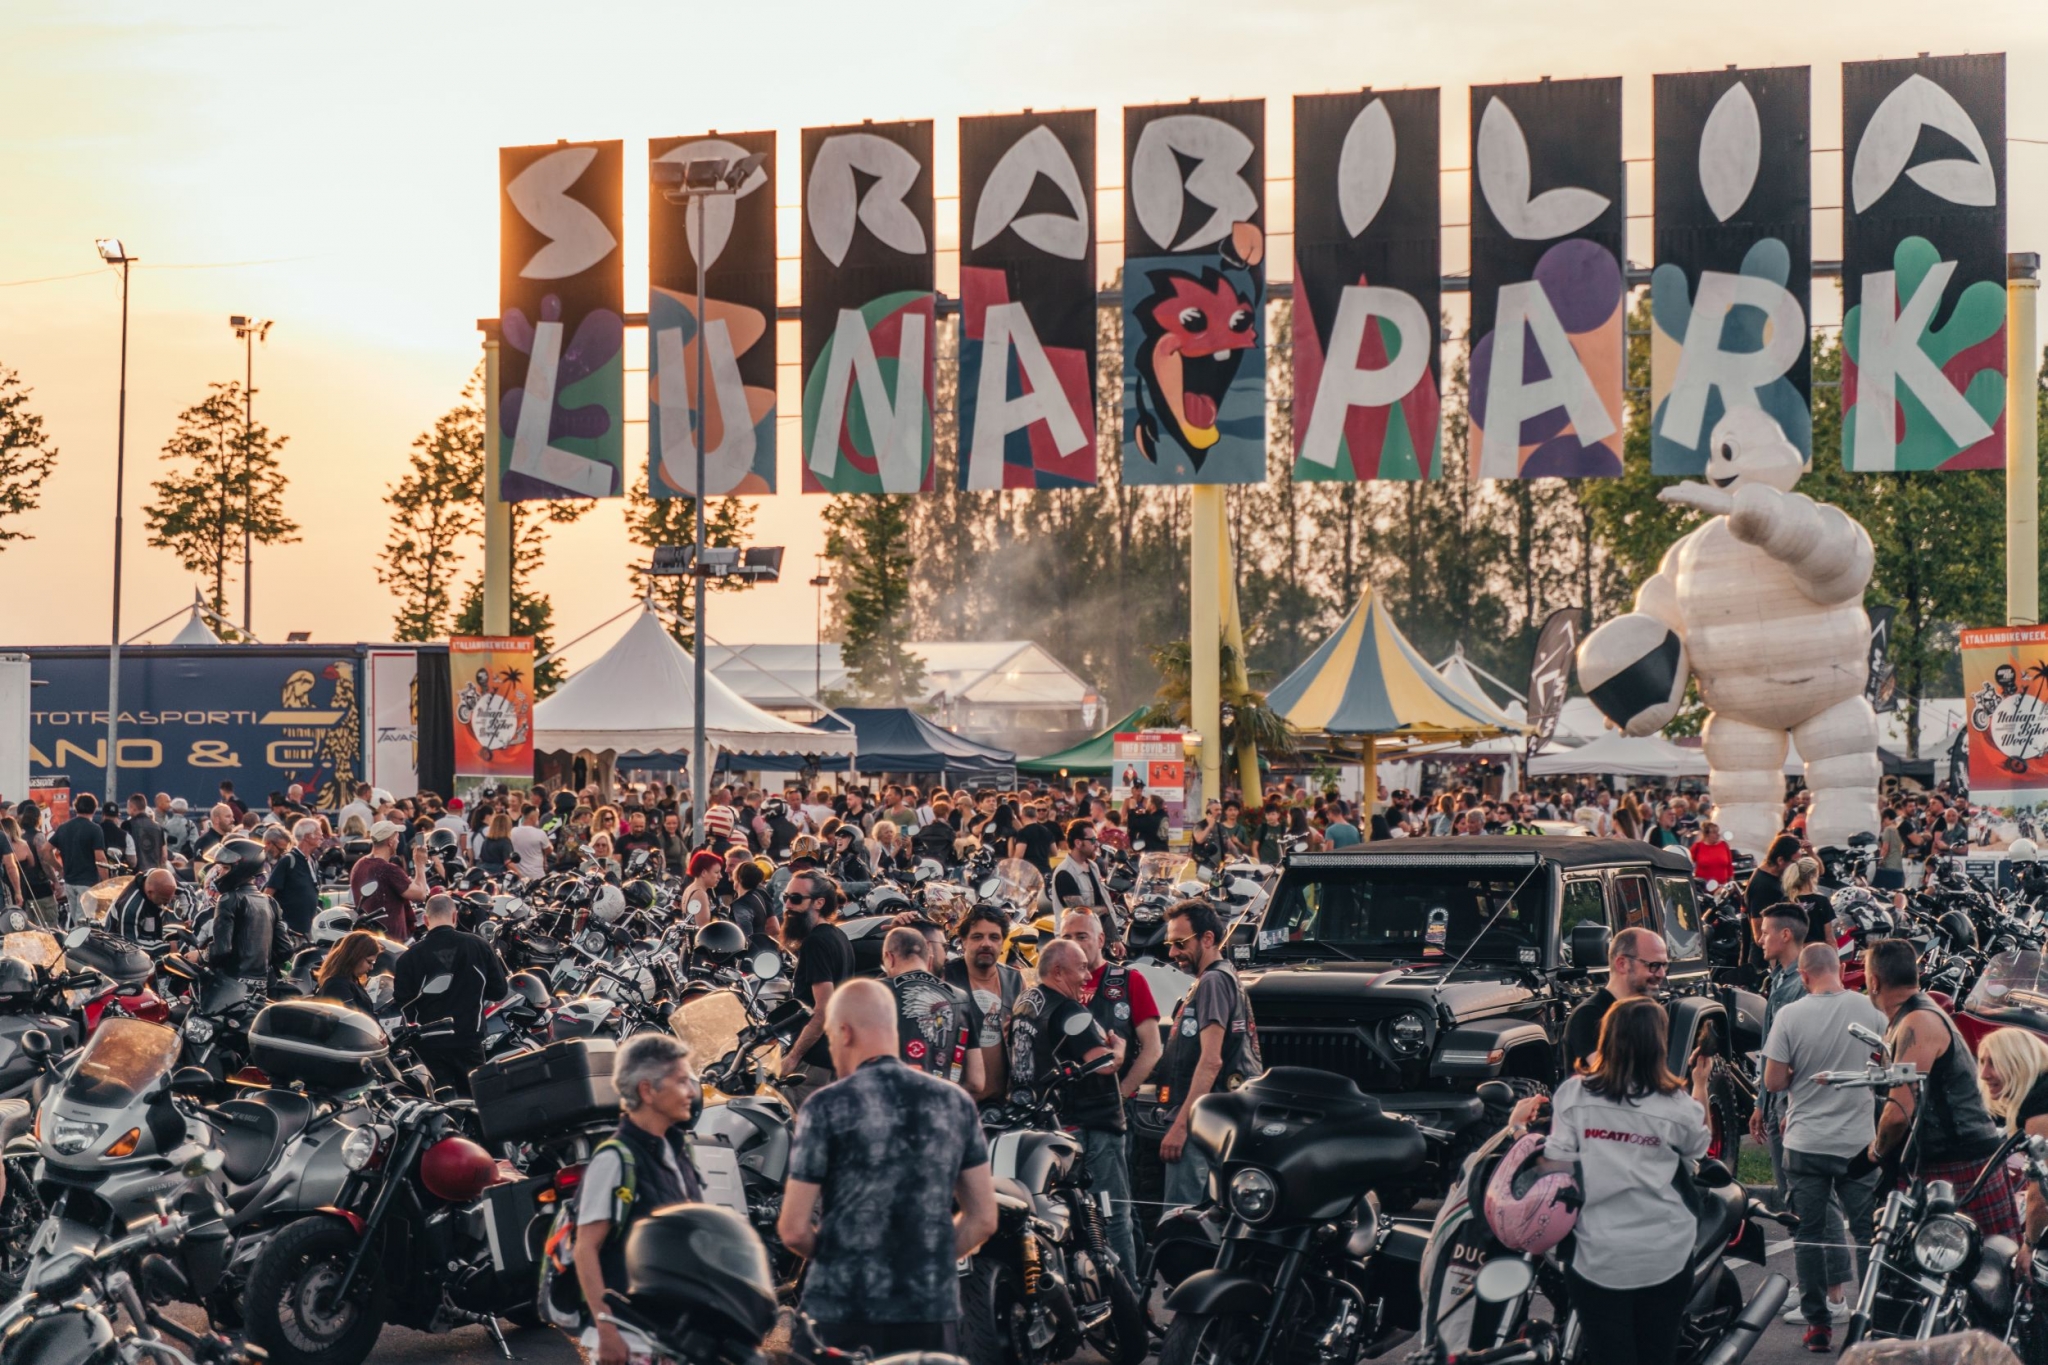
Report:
420,974,454,996
1696,1157,1734,1188
1474,1258,1535,1304
977,879,1001,899
1062,1013,1096,1037
750,951,783,981
62,926,90,951
1569,923,1611,971
19,1029,51,1060
169,1067,215,1097
1847,1022,1886,1052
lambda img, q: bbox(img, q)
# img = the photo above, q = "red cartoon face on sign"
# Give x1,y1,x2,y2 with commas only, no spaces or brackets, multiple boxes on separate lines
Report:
1134,267,1258,466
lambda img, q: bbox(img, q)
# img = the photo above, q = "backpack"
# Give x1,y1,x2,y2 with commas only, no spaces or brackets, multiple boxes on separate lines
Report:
537,1137,637,1329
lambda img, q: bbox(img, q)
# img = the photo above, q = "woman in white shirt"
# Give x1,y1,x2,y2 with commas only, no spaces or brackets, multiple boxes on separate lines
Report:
1536,997,1713,1365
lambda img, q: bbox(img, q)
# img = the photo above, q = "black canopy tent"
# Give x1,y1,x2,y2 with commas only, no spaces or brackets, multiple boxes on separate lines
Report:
817,707,1018,785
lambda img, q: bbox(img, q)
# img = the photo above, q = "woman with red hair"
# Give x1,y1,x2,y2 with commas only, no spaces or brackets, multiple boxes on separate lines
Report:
682,849,722,927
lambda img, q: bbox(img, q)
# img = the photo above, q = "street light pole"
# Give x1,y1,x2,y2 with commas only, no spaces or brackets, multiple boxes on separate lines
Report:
229,316,272,636
97,240,136,811
809,563,830,708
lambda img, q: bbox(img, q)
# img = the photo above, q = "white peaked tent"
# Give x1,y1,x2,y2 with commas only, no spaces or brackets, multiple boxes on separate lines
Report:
533,608,856,762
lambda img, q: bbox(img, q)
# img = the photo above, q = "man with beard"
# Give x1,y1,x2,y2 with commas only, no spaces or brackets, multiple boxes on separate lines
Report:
944,905,1024,1102
881,927,982,1093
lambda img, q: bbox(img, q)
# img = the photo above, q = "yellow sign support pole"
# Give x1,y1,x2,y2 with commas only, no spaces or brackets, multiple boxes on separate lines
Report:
2009,252,2041,627
1219,515,1261,801
482,332,512,636
1190,485,1224,811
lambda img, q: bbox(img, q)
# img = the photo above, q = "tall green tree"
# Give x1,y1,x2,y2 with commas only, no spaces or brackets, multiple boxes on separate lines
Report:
0,366,58,548
625,484,755,651
822,494,926,704
145,380,297,634
379,365,484,641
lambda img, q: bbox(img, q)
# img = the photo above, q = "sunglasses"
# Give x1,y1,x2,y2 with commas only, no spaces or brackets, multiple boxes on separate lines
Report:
782,892,817,905
1165,934,1197,950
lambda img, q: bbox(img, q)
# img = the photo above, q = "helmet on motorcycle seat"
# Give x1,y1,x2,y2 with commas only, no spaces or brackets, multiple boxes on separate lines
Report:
2010,838,2040,863
426,829,462,856
589,884,627,924
913,858,944,884
694,920,746,961
507,971,550,1010
624,1202,776,1345
761,797,789,820
621,880,658,912
419,1135,501,1202
0,957,36,1004
867,886,912,915
1936,908,1978,953
1830,886,1893,936
311,907,356,946
1483,1132,1581,1254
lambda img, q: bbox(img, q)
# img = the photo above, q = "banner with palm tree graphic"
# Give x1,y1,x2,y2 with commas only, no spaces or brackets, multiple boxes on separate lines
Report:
1960,625,2048,849
450,636,535,785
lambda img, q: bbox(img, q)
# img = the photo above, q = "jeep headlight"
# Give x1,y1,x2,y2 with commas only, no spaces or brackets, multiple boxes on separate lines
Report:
1228,1168,1278,1222
1389,1012,1429,1058
1912,1214,1975,1275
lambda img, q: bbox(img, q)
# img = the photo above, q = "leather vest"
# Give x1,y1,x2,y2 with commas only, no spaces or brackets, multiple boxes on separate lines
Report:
1892,992,2002,1167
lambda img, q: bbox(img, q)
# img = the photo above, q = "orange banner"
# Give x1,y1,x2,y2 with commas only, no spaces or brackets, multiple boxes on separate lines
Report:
450,636,535,781
1959,625,2048,848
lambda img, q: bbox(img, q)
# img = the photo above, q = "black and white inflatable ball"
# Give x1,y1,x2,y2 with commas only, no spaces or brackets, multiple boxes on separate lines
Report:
1576,613,1687,737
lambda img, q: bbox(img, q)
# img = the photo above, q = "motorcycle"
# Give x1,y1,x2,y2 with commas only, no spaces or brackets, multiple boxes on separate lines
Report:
961,1023,1147,1365
1156,1067,1429,1365
1828,1022,2024,1349
2003,1133,2048,1364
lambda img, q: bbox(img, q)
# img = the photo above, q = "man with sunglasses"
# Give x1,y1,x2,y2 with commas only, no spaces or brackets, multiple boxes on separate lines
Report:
779,872,854,1105
1052,820,1111,911
1563,927,1668,1074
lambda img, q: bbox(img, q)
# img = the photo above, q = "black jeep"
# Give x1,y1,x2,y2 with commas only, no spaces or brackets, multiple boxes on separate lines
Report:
1237,836,1761,1207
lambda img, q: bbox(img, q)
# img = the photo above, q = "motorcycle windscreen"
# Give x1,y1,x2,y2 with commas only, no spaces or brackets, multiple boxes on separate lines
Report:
1964,949,2048,1029
992,858,1045,903
62,1016,180,1109
672,991,760,1090
1137,852,1196,897
4,930,63,973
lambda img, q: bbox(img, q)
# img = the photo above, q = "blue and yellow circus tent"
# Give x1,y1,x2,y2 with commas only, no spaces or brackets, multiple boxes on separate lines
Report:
1267,588,1522,794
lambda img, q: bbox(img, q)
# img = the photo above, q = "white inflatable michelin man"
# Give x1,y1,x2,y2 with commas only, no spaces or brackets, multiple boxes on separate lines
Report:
1576,409,1881,855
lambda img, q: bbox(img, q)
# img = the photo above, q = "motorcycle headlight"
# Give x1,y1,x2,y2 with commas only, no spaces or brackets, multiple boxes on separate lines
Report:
182,1017,215,1043
340,1126,381,1172
1389,1013,1429,1058
50,1118,106,1156
1912,1215,1976,1275
1228,1168,1278,1222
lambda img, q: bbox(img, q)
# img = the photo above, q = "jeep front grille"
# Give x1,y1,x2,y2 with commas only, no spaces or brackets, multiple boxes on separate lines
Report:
1257,1026,1403,1090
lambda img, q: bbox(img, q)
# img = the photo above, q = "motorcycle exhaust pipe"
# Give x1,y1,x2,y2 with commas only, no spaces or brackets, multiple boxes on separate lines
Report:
1695,1273,1789,1365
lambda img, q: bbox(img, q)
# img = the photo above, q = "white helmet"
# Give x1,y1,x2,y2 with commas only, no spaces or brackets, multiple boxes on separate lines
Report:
312,907,356,945
589,884,627,924
2010,838,2040,863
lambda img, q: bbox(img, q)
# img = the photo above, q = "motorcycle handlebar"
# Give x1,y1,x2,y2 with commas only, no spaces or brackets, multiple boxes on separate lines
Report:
1443,1344,1539,1365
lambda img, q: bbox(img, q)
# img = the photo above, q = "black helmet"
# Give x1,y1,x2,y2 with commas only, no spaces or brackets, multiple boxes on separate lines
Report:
621,880,658,912
507,971,550,1010
207,836,267,872
427,829,462,856
1936,908,1978,954
694,920,746,960
624,1203,775,1345
761,798,788,820
0,958,35,1003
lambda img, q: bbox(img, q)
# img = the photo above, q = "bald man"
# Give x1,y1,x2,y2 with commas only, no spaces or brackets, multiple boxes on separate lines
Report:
779,979,997,1358
1563,925,1670,1073
109,868,179,945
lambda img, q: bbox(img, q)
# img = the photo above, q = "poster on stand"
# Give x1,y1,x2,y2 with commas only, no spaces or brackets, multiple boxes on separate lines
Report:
958,109,1098,490
1120,98,1266,486
366,650,422,800
649,130,778,496
450,637,535,795
1959,625,2048,849
1113,731,1189,844
498,140,625,500
1650,66,1812,474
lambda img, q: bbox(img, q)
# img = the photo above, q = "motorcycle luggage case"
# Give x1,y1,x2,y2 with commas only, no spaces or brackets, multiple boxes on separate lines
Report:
66,930,154,986
248,999,390,1090
472,1037,620,1145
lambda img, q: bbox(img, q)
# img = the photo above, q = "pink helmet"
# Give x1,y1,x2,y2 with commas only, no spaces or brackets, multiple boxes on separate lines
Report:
1482,1132,1580,1254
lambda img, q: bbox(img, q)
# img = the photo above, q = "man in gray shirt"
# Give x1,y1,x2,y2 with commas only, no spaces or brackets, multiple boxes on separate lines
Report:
1750,904,1809,1213
1763,941,1890,1349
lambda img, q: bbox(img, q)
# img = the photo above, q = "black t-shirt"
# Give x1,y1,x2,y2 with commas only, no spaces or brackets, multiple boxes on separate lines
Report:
265,847,322,937
793,922,855,1068
1014,822,1061,876
2019,1074,2048,1130
1564,987,1617,1074
50,815,106,883
126,815,166,871
1742,868,1784,965
1797,893,1834,945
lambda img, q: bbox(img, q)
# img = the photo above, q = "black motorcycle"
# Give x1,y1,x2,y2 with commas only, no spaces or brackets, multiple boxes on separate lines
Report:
1157,1067,1428,1365
963,1034,1147,1365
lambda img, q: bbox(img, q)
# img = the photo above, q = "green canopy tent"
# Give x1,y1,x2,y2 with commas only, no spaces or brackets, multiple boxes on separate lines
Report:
1017,707,1150,778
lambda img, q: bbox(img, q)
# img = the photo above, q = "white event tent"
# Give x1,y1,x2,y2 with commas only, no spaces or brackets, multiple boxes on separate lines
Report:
533,608,856,763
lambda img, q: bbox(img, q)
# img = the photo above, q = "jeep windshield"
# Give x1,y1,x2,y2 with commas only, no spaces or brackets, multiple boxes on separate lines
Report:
1255,865,1548,965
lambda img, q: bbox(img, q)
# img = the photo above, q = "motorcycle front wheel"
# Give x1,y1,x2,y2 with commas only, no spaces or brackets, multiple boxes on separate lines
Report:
960,1258,1042,1365
244,1216,386,1365
1160,1311,1263,1365
1096,1264,1150,1365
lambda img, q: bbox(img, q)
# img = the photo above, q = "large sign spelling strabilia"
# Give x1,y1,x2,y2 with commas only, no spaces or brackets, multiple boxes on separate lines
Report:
649,130,777,496
1121,98,1267,486
498,140,625,500
1842,54,2006,472
801,120,937,494
1468,78,1625,479
1651,67,1812,475
1292,88,1441,482
958,110,1098,490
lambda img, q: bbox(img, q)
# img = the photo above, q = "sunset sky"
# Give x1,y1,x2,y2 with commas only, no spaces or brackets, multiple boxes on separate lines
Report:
2,1,2042,674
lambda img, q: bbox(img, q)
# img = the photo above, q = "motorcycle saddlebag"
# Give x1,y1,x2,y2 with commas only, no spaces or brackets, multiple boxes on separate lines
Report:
66,929,154,986
248,999,390,1090
472,1037,620,1146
